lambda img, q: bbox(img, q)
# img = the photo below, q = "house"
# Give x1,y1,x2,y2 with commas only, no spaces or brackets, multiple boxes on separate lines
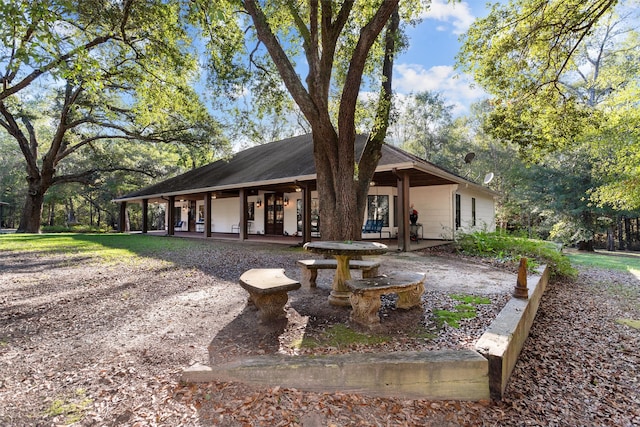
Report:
113,134,498,251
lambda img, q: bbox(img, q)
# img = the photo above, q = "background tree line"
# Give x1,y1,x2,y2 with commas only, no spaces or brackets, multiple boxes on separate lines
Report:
1,0,638,250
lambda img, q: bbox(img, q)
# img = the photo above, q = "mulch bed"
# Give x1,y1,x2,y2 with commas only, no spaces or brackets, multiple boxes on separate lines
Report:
1,243,638,426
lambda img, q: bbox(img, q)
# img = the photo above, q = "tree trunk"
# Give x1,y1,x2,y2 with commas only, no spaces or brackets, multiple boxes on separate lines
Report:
606,227,615,251
624,217,631,250
17,181,47,233
618,216,624,250
313,129,361,241
48,201,55,226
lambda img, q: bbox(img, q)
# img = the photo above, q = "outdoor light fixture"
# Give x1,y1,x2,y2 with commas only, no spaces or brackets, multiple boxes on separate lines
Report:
256,198,262,207
284,197,289,206
295,187,302,192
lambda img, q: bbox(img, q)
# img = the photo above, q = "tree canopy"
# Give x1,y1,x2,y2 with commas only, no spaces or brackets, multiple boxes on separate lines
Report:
190,0,426,241
0,0,227,232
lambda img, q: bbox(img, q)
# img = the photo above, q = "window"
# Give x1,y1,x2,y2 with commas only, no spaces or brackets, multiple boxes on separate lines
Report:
247,202,255,221
472,197,476,226
455,194,461,229
367,195,389,226
296,198,320,233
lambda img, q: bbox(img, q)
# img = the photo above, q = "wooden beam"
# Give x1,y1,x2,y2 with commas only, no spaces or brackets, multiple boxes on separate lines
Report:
204,192,212,237
239,189,247,241
397,171,411,252
142,199,148,234
168,196,175,236
303,185,312,244
118,202,127,233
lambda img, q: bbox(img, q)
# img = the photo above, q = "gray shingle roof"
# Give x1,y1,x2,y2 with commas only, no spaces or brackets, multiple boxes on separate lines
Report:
115,133,495,201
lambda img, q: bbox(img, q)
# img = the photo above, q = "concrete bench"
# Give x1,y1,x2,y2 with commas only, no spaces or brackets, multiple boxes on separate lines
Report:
239,268,300,322
297,259,380,288
345,272,426,328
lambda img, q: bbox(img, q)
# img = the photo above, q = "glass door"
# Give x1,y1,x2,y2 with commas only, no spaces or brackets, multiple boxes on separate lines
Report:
264,192,284,235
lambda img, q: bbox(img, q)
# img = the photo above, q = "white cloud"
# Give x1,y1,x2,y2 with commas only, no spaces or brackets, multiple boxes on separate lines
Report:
421,0,475,35
393,63,485,115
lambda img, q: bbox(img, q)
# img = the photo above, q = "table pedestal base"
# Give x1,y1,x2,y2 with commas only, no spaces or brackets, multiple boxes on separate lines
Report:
329,255,353,307
328,290,352,307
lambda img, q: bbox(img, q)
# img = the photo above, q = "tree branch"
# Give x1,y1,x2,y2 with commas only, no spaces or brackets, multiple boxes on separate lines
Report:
242,0,318,122
338,0,398,136
0,35,113,101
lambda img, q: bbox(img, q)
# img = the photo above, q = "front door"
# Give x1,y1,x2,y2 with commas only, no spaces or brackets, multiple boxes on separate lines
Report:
264,192,284,235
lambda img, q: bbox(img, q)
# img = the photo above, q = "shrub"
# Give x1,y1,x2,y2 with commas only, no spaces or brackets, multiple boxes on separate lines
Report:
454,231,576,279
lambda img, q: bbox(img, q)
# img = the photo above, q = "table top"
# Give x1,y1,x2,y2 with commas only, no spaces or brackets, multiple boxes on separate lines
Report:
303,241,388,256
345,272,426,292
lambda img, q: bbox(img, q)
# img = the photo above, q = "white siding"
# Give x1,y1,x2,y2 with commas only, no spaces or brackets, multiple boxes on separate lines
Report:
409,185,457,239
455,186,496,234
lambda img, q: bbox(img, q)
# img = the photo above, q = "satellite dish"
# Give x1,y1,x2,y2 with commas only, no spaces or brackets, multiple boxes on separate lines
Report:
483,172,494,184
464,152,476,164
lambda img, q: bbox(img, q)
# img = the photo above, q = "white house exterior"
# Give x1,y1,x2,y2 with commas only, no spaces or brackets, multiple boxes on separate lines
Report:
115,134,497,251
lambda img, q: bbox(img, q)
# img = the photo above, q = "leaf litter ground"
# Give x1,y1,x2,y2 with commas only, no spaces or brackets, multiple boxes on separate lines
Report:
0,240,638,425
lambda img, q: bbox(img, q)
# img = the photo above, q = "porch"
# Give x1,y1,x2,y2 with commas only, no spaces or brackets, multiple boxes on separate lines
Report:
141,230,451,252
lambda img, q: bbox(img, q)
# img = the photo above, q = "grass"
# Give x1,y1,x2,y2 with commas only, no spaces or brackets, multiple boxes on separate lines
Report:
566,249,640,275
45,389,93,424
433,294,492,328
298,324,390,349
566,249,640,313
0,233,218,264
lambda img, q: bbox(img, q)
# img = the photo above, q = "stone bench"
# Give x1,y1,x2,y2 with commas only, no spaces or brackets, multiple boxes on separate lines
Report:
345,272,426,328
239,268,300,322
297,259,380,288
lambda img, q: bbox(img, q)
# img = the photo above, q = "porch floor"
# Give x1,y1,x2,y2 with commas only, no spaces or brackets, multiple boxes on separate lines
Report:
139,230,451,252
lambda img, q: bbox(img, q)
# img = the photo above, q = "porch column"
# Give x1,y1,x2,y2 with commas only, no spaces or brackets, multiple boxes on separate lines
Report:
142,199,148,234
303,184,312,244
168,196,175,236
239,189,247,241
204,191,212,237
397,171,411,252
118,202,127,233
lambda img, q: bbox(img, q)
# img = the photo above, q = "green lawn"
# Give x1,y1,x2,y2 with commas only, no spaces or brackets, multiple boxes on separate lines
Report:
566,249,640,275
0,233,207,262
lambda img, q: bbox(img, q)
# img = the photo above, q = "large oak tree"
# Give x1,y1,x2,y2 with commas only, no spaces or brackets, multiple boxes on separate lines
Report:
195,0,425,241
0,0,225,233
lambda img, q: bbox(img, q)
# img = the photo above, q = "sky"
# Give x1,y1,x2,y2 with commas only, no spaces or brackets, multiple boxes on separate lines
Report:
392,0,494,115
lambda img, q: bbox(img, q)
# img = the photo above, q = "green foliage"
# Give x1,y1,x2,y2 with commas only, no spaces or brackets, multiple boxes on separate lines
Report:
549,220,595,246
1,0,228,232
458,1,639,232
454,231,576,279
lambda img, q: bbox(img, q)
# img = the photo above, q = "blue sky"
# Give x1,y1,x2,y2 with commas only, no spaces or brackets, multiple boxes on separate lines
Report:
392,0,494,115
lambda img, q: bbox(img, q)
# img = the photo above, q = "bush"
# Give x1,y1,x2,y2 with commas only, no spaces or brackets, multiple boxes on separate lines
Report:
454,231,576,279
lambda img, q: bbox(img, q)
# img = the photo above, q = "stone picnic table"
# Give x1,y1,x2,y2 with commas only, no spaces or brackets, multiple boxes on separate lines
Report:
345,272,426,327
303,240,388,306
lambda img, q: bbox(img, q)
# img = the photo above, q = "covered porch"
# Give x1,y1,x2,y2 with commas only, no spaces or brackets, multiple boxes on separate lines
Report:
114,134,497,252
139,229,452,252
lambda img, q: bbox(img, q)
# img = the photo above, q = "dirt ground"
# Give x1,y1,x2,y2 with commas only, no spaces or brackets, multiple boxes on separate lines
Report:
1,239,638,426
